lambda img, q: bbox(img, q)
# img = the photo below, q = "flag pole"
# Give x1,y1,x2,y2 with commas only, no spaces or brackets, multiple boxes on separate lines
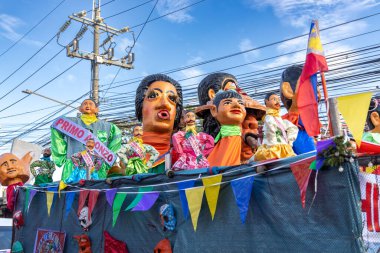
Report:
320,72,335,136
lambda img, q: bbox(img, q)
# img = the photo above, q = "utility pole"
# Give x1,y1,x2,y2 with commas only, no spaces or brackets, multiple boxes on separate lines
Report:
66,0,134,104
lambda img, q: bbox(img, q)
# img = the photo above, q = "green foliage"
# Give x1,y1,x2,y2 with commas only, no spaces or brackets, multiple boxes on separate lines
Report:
318,136,354,168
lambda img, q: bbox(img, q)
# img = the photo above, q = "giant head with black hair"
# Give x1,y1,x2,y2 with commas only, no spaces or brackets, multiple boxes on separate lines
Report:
135,74,183,133
198,72,238,106
210,90,246,126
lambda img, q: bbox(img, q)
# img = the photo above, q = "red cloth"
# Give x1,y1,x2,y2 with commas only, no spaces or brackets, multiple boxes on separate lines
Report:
6,182,23,212
104,231,128,253
154,239,172,253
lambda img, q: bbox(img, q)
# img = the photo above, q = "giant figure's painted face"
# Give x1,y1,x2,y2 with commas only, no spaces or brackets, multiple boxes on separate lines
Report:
265,94,281,110
133,126,143,138
79,99,99,115
211,97,246,126
184,112,196,127
0,153,30,186
142,81,179,133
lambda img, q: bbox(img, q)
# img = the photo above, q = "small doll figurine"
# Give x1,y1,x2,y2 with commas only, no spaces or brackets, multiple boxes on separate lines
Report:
207,90,247,167
172,111,214,170
73,234,92,253
0,152,31,212
254,92,298,161
30,148,55,185
67,138,103,183
118,125,159,175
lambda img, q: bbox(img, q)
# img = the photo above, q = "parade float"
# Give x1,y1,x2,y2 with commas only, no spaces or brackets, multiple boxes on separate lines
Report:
3,20,380,253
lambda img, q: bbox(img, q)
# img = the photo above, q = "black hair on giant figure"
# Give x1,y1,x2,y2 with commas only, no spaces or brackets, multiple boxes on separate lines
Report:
82,98,99,107
280,65,303,110
213,90,243,109
367,94,380,130
197,72,237,106
264,91,278,103
135,74,183,130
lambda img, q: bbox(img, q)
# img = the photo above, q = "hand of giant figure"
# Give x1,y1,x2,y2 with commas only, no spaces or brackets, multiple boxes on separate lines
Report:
51,99,121,182
254,93,298,161
280,66,318,154
207,90,246,167
0,152,32,211
135,74,183,174
195,72,265,163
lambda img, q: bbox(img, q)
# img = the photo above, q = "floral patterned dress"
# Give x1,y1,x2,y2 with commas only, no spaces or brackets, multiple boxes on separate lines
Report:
118,140,159,175
172,131,214,170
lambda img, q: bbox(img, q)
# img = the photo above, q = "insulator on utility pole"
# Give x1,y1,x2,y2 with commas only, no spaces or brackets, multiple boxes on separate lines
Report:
66,0,134,104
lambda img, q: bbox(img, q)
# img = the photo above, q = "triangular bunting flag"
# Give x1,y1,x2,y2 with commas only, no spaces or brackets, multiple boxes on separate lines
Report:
337,92,372,146
106,189,118,207
125,187,153,211
64,192,76,220
132,192,159,211
177,180,196,220
290,157,314,208
113,193,127,227
47,186,58,203
46,191,54,216
77,190,90,216
27,189,37,212
202,174,222,220
87,191,100,219
185,186,205,231
59,181,67,198
231,176,254,224
24,188,30,213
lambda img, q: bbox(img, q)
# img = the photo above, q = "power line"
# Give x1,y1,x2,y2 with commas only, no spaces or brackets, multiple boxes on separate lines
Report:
104,0,155,19
102,0,159,99
0,59,83,114
0,0,66,58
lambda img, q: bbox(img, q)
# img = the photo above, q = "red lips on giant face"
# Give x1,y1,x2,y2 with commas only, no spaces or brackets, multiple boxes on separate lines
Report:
157,110,170,120
230,109,242,114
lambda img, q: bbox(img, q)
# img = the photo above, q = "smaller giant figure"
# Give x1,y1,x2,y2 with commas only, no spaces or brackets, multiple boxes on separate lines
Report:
67,138,103,183
254,92,298,161
118,125,159,175
51,98,121,182
0,153,31,212
207,90,246,167
172,111,214,170
30,148,55,186
280,65,317,154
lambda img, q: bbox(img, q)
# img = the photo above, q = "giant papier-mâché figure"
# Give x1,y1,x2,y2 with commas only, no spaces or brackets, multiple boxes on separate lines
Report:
359,95,380,153
195,72,266,163
0,153,31,212
172,111,214,170
135,74,183,173
280,65,318,154
118,125,159,175
207,90,246,167
254,92,298,161
51,99,121,182
30,148,55,186
68,138,103,183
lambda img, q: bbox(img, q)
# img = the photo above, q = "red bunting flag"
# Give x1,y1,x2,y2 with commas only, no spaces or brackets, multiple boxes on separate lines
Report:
290,157,315,208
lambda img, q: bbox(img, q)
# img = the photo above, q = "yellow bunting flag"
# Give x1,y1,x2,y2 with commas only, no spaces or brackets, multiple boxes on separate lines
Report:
46,192,54,216
337,92,372,146
202,174,222,220
58,181,67,198
185,186,205,231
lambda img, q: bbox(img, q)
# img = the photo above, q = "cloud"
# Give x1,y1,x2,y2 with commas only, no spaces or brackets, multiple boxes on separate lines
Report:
239,38,260,62
66,74,76,82
0,14,42,46
156,0,194,23
117,38,135,53
180,56,204,85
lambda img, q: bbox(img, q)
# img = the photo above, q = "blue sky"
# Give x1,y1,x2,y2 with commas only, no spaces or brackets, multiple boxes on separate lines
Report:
1,0,380,152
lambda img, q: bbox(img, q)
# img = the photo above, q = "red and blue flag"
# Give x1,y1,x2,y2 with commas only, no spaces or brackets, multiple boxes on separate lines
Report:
297,20,328,136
